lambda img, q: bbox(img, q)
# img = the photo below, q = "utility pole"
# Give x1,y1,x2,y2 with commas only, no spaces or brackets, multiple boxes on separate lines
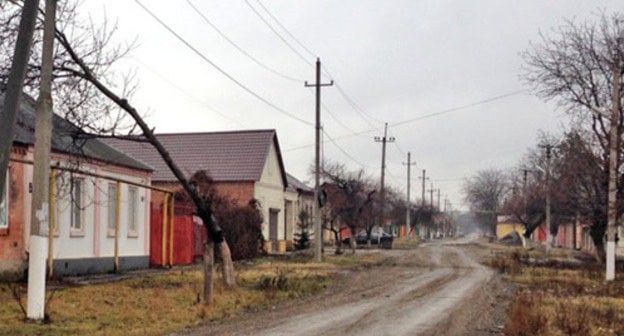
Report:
605,57,621,281
374,122,395,229
305,58,333,263
539,143,556,254
402,152,416,237
0,0,40,208
419,169,429,238
427,184,435,239
427,185,435,212
27,0,55,321
437,189,441,211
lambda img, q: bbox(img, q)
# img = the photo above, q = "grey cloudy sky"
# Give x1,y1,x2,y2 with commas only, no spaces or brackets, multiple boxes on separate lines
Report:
83,0,622,210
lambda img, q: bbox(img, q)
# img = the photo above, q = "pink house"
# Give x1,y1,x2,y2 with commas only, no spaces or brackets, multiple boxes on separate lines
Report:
0,95,153,279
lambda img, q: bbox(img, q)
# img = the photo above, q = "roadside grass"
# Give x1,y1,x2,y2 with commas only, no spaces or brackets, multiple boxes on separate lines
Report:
392,238,422,250
0,251,385,336
488,247,624,335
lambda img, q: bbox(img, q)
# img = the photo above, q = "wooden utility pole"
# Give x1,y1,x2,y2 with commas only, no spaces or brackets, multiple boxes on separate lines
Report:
606,58,621,281
374,123,395,229
427,184,435,239
0,0,40,207
437,189,441,210
419,169,428,238
27,0,55,321
402,152,416,237
305,58,333,262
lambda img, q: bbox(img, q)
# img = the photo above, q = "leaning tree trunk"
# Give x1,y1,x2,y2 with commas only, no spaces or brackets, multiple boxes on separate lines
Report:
203,241,214,305
55,31,237,301
219,241,236,287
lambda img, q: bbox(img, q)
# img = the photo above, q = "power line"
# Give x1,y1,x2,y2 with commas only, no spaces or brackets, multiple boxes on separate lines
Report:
134,0,313,127
392,90,527,127
254,0,317,59
185,0,304,83
285,88,529,153
322,129,376,169
393,141,407,156
131,56,244,127
243,0,385,134
243,0,315,69
293,89,529,149
320,64,383,128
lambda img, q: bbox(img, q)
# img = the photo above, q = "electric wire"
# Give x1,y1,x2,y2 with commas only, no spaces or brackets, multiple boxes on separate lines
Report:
244,0,382,134
285,89,525,151
254,0,317,59
185,0,305,83
134,0,313,127
131,56,244,127
243,0,316,69
392,90,527,127
322,129,376,169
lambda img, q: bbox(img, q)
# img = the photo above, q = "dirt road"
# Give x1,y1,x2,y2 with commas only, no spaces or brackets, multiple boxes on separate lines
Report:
176,236,509,336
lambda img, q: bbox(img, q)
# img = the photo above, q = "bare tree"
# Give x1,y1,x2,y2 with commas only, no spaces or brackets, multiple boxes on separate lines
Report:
521,11,624,262
0,0,237,303
320,162,377,252
462,168,509,235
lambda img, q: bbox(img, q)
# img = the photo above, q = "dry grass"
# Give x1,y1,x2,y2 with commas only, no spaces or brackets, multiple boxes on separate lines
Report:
392,238,422,250
490,249,624,336
0,253,381,336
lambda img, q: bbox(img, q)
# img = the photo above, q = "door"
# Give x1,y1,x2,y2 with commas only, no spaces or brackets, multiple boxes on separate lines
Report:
269,208,280,251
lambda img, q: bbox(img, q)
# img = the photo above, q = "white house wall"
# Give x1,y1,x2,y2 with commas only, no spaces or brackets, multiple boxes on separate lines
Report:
255,142,286,241
23,152,151,276
94,168,149,259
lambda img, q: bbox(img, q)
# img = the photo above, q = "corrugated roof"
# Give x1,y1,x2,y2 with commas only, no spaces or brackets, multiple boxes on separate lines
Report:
1,94,152,172
286,173,313,194
103,130,287,185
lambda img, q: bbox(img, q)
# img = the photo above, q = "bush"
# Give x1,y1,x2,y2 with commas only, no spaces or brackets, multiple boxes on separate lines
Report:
180,171,265,261
505,291,548,336
217,199,265,261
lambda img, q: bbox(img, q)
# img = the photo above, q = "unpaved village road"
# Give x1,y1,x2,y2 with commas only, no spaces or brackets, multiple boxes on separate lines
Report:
175,236,510,336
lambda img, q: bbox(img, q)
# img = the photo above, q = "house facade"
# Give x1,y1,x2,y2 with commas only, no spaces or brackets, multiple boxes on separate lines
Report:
285,173,314,250
0,95,153,279
104,130,291,253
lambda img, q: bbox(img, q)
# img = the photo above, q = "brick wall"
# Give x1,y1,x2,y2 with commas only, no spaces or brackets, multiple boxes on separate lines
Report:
0,149,27,278
151,181,255,208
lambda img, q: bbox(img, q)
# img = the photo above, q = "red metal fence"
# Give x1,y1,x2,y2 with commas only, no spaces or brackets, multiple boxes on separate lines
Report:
150,203,199,266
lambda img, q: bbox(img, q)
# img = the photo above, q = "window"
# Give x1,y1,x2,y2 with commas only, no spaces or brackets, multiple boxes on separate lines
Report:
70,178,85,235
0,173,8,229
107,183,117,236
127,187,138,237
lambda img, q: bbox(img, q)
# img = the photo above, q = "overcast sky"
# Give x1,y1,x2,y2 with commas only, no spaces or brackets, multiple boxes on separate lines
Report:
81,0,622,210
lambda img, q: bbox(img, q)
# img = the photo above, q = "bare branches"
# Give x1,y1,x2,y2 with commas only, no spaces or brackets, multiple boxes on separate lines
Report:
521,11,624,153
0,0,140,138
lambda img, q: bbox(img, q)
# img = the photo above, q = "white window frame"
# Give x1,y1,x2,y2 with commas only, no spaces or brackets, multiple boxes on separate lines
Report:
70,178,85,237
0,172,8,230
127,186,138,238
107,183,117,237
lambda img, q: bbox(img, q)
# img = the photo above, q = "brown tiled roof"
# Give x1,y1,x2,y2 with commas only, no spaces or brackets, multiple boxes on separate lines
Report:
103,130,287,185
